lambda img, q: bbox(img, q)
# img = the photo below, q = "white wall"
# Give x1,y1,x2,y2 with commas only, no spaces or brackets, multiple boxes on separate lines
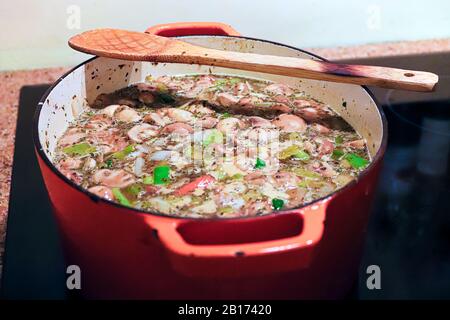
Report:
1,0,449,71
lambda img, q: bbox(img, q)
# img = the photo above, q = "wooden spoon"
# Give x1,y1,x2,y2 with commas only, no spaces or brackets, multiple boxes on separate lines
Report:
69,28,438,92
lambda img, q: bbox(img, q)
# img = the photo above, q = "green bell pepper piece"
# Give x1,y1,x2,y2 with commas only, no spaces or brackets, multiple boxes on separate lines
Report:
153,165,170,185
294,150,310,161
272,198,284,211
63,142,96,156
332,149,345,160
345,153,369,169
111,145,135,160
112,188,131,207
254,157,266,169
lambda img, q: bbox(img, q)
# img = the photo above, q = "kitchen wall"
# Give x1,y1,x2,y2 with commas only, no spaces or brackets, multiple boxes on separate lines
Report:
1,0,449,71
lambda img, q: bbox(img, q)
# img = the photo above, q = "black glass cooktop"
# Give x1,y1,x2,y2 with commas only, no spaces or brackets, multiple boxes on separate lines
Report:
2,53,450,299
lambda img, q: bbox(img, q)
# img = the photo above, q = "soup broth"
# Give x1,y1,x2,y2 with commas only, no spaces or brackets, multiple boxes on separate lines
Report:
54,74,370,217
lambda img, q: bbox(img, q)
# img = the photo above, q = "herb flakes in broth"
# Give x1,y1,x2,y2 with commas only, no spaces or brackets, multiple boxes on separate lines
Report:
54,74,370,218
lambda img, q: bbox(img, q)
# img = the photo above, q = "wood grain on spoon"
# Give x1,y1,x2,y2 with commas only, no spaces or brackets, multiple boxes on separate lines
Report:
69,28,438,92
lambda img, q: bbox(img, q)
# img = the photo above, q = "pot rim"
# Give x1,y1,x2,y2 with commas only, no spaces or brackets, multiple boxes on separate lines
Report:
32,34,388,221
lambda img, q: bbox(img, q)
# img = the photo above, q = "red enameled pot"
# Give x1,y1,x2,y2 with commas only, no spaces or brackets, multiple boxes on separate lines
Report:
33,22,387,299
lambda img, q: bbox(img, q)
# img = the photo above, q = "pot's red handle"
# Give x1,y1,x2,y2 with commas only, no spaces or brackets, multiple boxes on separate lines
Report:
145,22,241,37
154,199,328,278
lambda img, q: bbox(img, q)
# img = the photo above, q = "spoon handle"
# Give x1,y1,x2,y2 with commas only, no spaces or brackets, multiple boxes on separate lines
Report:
69,29,438,92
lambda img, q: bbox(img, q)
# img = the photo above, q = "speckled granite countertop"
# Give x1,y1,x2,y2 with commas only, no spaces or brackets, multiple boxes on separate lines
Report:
1,38,450,278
